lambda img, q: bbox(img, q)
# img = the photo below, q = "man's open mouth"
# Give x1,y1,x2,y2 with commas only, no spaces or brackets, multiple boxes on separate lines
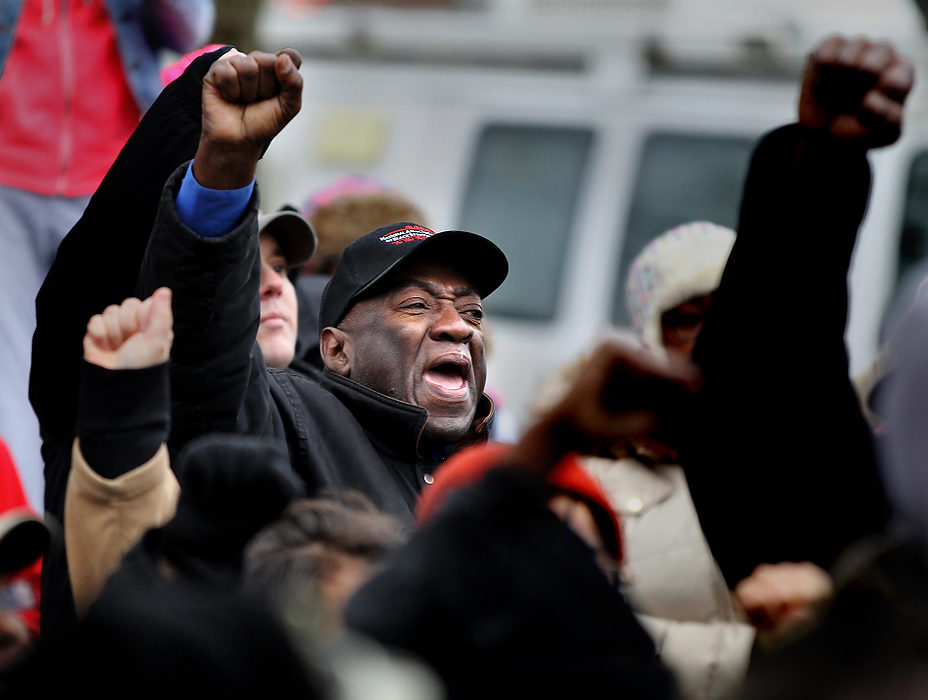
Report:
424,361,468,393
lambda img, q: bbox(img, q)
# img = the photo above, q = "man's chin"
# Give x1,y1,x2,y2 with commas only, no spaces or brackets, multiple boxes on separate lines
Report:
415,384,480,443
260,342,296,370
421,411,477,448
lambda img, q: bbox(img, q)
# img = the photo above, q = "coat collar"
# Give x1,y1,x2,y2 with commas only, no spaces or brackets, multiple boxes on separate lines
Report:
320,369,494,463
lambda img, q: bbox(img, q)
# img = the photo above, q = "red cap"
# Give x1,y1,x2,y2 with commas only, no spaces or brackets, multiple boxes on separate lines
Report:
417,443,622,563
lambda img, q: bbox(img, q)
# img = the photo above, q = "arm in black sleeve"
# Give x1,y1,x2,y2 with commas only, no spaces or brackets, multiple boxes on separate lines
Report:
77,362,170,480
136,167,269,454
31,45,232,522
684,124,891,586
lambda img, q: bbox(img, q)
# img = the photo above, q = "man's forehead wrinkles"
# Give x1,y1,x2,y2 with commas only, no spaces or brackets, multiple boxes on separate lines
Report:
390,277,479,299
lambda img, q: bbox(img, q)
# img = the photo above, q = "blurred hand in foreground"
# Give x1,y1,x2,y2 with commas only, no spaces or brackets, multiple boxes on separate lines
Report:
733,560,835,649
504,339,702,473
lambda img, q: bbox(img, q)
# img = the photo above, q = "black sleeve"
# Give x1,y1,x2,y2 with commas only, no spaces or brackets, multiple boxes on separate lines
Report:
136,166,269,455
684,124,891,586
77,362,170,480
31,45,232,522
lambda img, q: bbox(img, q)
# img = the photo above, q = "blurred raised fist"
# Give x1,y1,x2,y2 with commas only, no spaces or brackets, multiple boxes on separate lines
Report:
83,287,174,371
505,339,702,473
799,35,914,149
549,339,702,445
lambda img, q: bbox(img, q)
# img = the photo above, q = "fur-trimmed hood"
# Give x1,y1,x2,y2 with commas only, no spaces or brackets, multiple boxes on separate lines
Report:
625,221,736,351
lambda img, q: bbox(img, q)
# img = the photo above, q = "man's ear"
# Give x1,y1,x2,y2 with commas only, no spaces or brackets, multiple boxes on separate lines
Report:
320,327,352,376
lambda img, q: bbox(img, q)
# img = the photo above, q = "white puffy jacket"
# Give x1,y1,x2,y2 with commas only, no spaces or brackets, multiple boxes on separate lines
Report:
584,456,755,700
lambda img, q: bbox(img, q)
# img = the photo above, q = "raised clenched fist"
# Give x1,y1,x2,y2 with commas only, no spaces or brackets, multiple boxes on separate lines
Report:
799,35,914,149
83,287,174,371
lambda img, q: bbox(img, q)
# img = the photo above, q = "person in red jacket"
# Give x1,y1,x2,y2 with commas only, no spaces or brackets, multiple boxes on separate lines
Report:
0,436,49,653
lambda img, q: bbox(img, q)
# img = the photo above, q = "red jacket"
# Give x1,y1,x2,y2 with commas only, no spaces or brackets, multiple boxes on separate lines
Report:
0,0,141,196
0,437,42,637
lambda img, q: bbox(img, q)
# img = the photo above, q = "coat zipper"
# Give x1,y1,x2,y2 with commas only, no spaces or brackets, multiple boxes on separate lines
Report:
55,0,73,194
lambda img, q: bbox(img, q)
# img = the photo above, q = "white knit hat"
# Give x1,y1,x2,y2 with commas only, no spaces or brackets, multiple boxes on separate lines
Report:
625,221,736,350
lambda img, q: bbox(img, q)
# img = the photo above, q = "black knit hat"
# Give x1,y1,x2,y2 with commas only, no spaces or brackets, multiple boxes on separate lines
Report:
161,434,304,575
319,222,508,330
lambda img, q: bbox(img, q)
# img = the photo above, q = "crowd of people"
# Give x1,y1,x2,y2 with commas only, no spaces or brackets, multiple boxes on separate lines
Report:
0,17,925,700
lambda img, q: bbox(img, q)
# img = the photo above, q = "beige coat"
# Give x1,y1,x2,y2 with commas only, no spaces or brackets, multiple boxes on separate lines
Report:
584,456,755,700
65,440,179,617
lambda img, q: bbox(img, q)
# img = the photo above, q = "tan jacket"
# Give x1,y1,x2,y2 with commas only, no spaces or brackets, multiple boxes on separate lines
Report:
583,456,755,700
65,439,179,617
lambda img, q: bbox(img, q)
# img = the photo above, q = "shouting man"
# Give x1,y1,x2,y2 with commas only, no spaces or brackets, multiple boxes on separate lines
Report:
137,49,507,527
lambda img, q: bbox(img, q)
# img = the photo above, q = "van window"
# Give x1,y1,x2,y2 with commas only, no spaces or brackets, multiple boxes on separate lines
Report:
897,149,928,292
610,132,755,326
457,124,594,320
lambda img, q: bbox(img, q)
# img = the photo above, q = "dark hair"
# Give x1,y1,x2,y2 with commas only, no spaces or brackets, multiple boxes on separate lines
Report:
243,491,405,606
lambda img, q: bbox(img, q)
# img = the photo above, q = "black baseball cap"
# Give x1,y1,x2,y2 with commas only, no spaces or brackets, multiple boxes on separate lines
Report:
319,222,509,330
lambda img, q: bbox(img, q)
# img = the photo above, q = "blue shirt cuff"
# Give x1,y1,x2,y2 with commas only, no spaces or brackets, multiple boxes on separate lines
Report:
175,161,256,238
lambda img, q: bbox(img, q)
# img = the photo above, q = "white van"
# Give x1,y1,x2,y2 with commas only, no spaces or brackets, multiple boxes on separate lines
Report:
256,0,928,428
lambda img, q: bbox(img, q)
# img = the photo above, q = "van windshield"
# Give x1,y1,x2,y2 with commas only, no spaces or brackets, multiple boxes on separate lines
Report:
457,123,594,321
611,132,755,326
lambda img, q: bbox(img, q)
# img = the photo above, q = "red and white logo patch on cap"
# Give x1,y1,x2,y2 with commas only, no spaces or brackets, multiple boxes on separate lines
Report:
379,225,435,246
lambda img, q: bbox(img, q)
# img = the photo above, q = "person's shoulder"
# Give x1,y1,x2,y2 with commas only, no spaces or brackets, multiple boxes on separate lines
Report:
268,367,322,394
267,367,343,409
